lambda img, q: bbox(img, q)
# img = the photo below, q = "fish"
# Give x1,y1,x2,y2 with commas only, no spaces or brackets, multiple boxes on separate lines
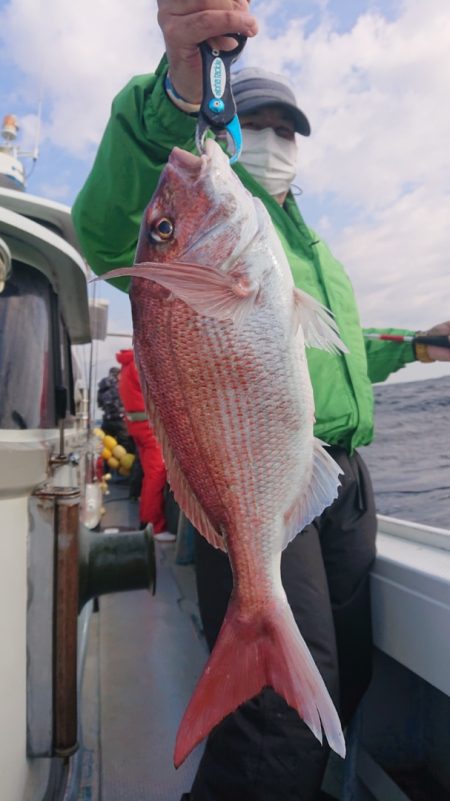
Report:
100,138,347,766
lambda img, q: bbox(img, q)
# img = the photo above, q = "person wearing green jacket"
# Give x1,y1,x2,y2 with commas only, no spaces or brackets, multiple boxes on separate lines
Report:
72,5,450,800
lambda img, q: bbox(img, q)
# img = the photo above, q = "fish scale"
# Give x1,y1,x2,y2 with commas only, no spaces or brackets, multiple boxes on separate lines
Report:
135,293,306,540
100,138,348,766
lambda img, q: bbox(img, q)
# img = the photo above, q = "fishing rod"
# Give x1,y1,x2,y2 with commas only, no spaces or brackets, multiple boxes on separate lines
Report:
364,333,450,349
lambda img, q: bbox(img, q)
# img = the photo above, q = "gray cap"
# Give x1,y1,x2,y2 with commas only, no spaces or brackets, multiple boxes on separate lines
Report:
231,67,311,136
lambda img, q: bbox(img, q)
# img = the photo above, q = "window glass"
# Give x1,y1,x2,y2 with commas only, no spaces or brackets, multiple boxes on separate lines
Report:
0,262,55,428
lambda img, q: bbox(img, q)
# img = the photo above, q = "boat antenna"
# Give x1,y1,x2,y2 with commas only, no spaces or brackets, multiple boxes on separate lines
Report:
87,271,97,436
25,79,44,181
33,95,43,163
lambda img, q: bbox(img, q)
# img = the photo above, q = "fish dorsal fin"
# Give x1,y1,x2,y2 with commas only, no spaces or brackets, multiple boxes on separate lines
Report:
282,439,342,549
143,393,226,553
98,262,259,328
293,287,348,354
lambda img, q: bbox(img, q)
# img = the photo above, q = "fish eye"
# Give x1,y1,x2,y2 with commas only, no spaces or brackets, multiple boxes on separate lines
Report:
149,217,174,243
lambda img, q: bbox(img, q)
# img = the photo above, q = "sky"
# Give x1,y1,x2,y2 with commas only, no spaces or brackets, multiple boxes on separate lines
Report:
1,0,449,387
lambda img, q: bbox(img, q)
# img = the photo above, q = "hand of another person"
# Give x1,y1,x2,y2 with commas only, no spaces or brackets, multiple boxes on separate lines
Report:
157,0,258,104
422,321,450,362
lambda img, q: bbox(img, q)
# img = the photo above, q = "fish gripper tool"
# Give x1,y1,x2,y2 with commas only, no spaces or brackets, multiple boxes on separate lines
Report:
195,33,247,164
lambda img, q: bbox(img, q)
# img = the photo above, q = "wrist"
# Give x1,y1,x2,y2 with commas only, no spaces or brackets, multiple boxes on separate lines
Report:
414,333,435,363
164,72,201,116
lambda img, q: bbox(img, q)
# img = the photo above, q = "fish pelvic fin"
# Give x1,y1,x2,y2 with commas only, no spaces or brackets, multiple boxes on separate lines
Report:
136,390,226,553
293,287,348,354
282,438,343,550
174,596,346,768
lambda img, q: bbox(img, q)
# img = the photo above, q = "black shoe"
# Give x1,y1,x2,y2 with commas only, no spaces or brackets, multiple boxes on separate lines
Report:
180,795,191,801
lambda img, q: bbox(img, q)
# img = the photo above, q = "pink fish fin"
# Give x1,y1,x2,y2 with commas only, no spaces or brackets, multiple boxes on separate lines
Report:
141,392,226,553
97,262,259,326
282,438,343,549
174,596,345,768
292,287,348,354
165,445,227,552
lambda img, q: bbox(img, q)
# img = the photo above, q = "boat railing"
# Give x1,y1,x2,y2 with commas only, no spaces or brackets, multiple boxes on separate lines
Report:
377,513,450,551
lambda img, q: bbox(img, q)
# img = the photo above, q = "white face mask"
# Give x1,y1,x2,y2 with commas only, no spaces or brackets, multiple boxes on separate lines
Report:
239,127,298,198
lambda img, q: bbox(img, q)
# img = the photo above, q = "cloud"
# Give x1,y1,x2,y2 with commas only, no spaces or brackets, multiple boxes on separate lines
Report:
251,0,450,210
1,0,449,383
3,0,449,202
0,0,165,156
248,0,450,362
332,185,450,327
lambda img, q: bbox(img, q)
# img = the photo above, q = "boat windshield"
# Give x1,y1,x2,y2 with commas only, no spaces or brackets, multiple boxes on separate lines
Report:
0,262,56,429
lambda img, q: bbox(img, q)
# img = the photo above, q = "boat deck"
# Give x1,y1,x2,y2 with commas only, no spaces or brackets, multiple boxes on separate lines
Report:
78,486,208,801
76,485,450,801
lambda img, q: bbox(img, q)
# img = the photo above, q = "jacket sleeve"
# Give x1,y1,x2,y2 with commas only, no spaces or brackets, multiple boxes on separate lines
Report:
363,327,417,383
71,57,196,292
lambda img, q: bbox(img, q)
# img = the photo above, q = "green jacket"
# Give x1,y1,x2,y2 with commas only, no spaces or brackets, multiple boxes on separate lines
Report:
72,59,416,452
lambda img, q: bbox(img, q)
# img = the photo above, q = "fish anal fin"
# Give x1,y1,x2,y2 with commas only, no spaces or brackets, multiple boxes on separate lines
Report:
282,439,342,549
293,287,348,354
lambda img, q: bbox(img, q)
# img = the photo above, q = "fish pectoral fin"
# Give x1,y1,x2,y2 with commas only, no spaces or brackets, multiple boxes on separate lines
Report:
282,438,343,549
98,261,259,325
145,261,259,325
293,287,348,354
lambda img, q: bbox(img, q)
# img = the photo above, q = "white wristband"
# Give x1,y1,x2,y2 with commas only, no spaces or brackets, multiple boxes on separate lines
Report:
164,73,201,116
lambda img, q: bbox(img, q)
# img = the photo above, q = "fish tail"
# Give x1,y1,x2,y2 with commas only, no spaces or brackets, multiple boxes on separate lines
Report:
266,598,346,758
174,596,345,767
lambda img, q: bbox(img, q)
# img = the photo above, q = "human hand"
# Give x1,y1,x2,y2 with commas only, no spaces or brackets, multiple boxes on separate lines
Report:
421,321,450,362
157,0,258,104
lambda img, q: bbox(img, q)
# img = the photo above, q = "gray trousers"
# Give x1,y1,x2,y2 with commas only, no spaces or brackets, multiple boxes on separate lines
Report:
190,447,377,801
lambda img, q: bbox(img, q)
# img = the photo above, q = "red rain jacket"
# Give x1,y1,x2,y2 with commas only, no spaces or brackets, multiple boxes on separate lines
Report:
116,349,145,413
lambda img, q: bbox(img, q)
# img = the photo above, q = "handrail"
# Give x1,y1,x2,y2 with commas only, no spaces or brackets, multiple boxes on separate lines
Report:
377,514,450,552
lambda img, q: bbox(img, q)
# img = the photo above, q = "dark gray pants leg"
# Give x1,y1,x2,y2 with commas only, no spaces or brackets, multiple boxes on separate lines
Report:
320,449,377,724
190,449,376,801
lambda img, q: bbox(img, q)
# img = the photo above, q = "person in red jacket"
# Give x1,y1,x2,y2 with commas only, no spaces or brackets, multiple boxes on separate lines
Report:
116,349,175,542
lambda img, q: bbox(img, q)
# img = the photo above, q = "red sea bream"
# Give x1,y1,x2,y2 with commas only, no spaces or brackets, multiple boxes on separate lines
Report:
101,138,347,765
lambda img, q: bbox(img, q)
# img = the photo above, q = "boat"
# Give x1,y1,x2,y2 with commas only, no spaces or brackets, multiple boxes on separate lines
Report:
0,114,155,801
1,112,449,801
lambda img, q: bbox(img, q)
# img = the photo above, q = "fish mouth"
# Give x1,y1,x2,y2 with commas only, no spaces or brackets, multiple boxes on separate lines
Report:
169,147,206,176
169,139,225,176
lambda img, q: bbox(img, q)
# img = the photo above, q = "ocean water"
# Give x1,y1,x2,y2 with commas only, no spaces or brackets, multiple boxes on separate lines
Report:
362,375,450,530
